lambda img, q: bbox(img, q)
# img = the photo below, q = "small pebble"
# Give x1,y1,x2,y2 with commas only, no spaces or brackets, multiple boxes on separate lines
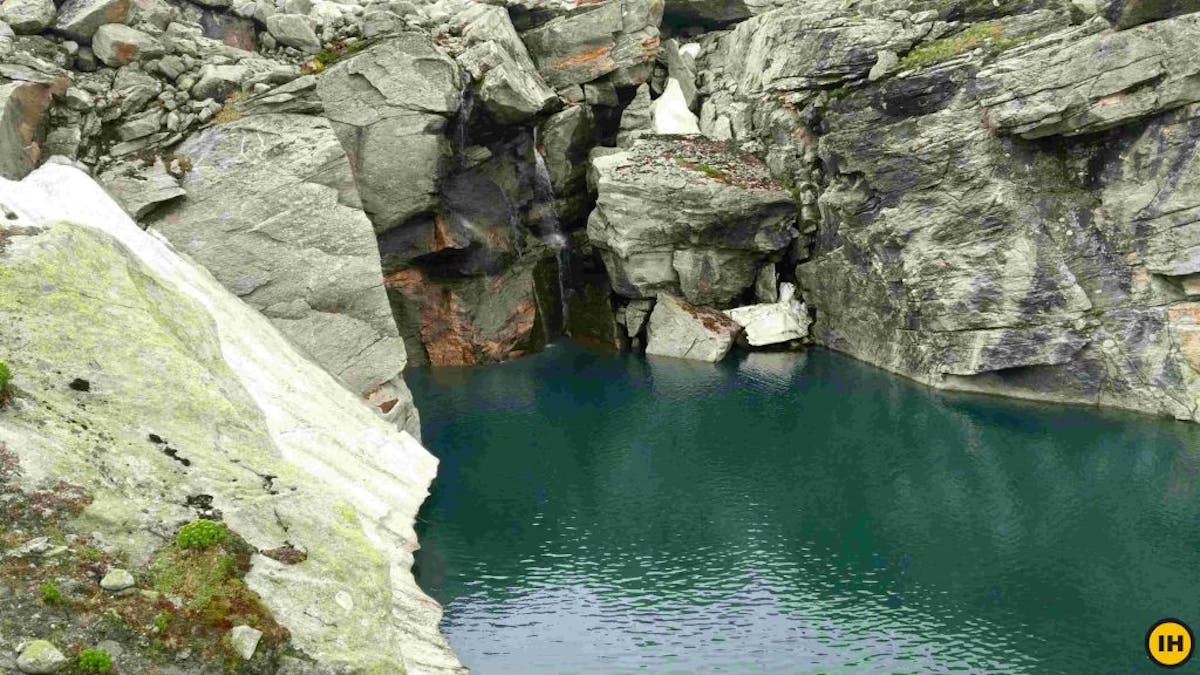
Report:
100,567,135,592
229,625,263,660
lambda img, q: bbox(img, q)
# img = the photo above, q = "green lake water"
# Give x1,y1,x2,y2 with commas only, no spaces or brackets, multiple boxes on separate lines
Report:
408,344,1200,674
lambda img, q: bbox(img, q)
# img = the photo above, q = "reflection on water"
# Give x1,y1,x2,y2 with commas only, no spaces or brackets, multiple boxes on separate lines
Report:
409,345,1200,674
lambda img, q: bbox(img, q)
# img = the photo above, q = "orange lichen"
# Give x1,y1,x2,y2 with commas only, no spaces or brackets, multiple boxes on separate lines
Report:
552,46,615,72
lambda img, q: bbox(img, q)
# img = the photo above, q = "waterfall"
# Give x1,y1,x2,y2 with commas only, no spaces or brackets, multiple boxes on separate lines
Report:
531,128,569,329
452,88,474,170
531,128,562,242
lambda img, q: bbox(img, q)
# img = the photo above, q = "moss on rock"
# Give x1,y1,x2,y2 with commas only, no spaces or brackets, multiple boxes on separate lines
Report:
899,22,1025,70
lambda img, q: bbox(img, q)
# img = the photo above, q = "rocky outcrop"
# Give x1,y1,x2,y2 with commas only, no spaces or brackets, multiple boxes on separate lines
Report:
1102,0,1200,27
316,33,461,233
520,0,663,88
698,0,1200,420
979,16,1200,139
587,136,796,306
0,163,462,673
645,292,740,361
454,3,558,124
147,113,420,436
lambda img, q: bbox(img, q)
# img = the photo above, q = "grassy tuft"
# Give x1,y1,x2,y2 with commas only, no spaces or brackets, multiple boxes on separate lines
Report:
149,531,289,657
39,580,62,604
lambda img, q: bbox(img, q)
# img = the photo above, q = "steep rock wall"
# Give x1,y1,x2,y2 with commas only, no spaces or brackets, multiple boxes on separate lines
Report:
698,2,1200,419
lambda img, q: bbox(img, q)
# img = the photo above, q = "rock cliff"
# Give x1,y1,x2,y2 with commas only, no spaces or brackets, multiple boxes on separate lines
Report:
0,164,462,672
1,1,1200,667
698,1,1200,419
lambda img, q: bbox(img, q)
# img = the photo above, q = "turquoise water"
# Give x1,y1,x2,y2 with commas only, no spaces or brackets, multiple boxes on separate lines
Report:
409,345,1200,674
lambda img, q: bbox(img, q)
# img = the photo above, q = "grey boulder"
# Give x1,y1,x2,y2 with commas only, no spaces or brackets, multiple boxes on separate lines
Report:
191,63,247,101
52,0,130,40
16,641,66,674
645,293,741,362
520,0,663,88
0,0,55,34
98,158,185,219
0,164,459,674
99,567,136,591
92,23,163,67
265,13,320,53
229,625,263,660
455,5,558,124
0,80,51,181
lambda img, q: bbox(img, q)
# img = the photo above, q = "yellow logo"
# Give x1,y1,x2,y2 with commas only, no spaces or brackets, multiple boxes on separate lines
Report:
1147,618,1194,668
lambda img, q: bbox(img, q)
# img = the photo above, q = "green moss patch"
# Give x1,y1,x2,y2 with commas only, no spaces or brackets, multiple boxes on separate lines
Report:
0,360,11,405
177,518,228,549
899,22,1026,70
77,648,113,674
303,38,366,74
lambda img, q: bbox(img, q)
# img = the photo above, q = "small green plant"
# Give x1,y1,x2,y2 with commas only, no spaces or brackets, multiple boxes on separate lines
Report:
830,87,847,100
0,360,10,396
80,545,104,561
176,519,228,550
77,648,113,674
38,581,62,604
152,609,172,632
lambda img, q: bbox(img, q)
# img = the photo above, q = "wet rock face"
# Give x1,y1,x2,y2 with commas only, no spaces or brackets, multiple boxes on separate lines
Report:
587,136,796,307
698,0,1200,419
385,258,549,367
454,4,560,125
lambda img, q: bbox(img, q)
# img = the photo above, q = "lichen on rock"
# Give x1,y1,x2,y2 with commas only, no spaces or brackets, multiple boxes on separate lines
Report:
0,164,462,673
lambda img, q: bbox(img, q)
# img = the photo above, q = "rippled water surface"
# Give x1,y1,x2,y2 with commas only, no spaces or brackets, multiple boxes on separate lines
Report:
408,345,1200,674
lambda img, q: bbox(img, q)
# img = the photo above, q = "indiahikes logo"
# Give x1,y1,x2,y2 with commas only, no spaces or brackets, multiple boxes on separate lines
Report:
1146,618,1194,668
